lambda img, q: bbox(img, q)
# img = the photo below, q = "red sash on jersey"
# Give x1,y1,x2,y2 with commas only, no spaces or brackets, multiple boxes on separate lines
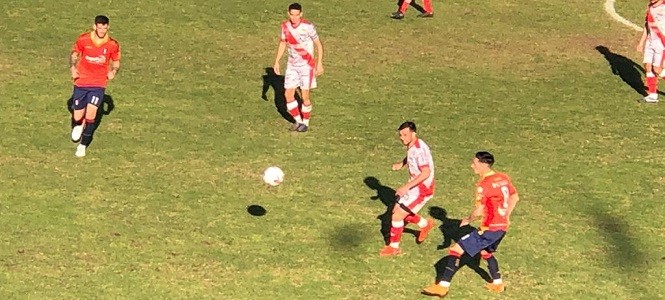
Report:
281,22,316,68
647,6,665,45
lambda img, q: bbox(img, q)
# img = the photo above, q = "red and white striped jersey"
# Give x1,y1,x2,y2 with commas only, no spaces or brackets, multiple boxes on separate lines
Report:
406,139,435,192
646,2,665,43
280,20,319,68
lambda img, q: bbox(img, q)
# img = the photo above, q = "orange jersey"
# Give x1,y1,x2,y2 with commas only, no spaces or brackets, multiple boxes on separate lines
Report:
474,171,517,231
72,32,121,88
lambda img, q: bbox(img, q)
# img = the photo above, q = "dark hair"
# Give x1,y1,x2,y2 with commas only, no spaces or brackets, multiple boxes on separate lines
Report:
95,15,110,25
288,3,302,11
475,151,495,166
397,121,416,132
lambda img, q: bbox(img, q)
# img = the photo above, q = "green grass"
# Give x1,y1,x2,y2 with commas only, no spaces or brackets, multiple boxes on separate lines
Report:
1,0,664,299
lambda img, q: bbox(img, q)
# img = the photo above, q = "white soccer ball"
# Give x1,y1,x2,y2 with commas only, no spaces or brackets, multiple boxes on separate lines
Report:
263,166,284,186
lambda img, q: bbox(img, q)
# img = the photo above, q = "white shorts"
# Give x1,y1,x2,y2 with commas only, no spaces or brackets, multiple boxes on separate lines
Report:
397,185,433,214
643,38,665,67
284,64,317,90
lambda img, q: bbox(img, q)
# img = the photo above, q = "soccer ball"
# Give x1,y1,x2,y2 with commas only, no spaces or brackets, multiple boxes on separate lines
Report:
263,166,284,186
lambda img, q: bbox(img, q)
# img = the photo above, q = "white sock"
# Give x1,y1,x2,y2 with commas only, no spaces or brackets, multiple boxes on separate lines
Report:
438,281,451,287
417,217,428,228
493,279,503,284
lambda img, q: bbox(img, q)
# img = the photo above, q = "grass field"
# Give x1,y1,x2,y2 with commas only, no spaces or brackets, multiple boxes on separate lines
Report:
1,0,664,299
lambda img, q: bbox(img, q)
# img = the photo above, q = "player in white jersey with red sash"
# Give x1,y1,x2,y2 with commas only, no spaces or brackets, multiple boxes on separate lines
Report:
380,121,436,257
637,0,665,103
273,3,325,132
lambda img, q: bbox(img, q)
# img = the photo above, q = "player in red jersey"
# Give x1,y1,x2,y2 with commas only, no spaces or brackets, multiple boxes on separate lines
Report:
69,15,121,157
391,0,434,19
422,151,520,298
637,0,665,103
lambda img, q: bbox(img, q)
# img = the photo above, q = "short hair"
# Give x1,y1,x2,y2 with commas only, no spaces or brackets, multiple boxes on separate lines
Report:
475,151,495,166
95,15,110,25
397,121,417,132
288,3,302,11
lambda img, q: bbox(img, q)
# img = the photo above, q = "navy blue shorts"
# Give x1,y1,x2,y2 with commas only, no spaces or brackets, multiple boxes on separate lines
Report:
458,230,506,257
71,86,105,110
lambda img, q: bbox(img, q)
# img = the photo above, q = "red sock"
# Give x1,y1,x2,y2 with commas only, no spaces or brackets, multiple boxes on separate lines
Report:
399,0,411,13
286,100,303,123
423,0,433,13
301,104,312,126
389,220,404,247
404,214,421,224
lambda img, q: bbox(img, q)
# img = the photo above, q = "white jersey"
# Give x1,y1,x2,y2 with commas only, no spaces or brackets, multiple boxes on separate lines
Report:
280,20,318,68
406,138,435,193
647,2,665,45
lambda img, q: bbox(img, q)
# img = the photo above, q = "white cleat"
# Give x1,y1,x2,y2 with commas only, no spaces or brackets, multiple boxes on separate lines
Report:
644,94,659,103
71,124,84,142
75,144,86,157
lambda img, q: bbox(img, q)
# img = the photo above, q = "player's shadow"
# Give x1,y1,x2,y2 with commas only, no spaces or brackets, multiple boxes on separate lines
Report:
595,45,652,97
261,67,302,123
66,94,115,146
428,206,492,283
397,0,426,13
364,176,417,245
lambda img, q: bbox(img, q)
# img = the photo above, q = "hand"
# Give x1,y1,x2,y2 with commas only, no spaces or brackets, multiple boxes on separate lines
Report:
70,67,79,80
315,63,324,76
395,186,409,198
273,63,281,75
637,43,644,53
107,70,116,80
391,162,403,171
459,218,470,227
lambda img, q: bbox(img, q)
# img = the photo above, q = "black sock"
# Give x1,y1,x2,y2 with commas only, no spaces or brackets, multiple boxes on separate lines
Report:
441,255,460,283
81,120,96,146
486,256,501,281
71,117,83,128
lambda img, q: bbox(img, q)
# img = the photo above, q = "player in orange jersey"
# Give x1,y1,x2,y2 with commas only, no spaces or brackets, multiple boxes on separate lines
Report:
379,121,436,257
391,0,434,19
69,15,121,157
422,151,520,298
637,0,665,103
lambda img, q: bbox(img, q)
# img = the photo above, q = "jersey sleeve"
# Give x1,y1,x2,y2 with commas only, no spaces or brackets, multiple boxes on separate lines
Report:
308,24,319,41
415,149,431,169
504,175,517,195
279,23,286,42
110,41,121,61
72,36,84,53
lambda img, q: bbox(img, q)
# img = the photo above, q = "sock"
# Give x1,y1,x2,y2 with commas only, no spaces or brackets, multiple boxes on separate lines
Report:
80,118,96,146
485,255,502,283
71,116,84,128
388,220,404,248
399,0,411,13
286,100,303,124
301,104,312,126
439,250,462,285
423,0,433,13
404,214,420,224
646,72,658,94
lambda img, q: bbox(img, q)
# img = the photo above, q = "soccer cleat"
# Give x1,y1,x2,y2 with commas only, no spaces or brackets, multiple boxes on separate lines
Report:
417,12,434,18
289,123,301,131
417,218,436,243
485,282,505,293
296,123,308,132
71,124,84,142
390,12,405,19
421,284,449,298
644,94,659,103
379,245,402,257
75,144,86,158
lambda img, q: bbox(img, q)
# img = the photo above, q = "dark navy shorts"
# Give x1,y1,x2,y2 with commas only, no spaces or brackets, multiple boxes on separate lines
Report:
458,230,506,257
71,86,105,110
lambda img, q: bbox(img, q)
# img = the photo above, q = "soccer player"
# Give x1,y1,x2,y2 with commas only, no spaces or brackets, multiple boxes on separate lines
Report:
379,121,436,257
69,15,121,157
391,0,434,20
273,3,324,132
636,0,665,103
421,151,520,297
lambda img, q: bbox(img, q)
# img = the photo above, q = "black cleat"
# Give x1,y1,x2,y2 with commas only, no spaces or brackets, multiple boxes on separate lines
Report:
417,12,434,18
390,12,405,19
296,123,308,132
289,123,301,131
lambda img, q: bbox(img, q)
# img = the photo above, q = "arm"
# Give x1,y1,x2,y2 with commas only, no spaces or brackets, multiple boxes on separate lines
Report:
69,52,79,79
395,166,430,197
273,41,287,75
108,60,120,80
460,203,485,227
506,193,520,217
637,27,647,52
392,157,407,171
313,38,324,75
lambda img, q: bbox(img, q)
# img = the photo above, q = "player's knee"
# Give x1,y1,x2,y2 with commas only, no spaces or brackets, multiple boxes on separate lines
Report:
448,248,462,258
481,251,493,260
